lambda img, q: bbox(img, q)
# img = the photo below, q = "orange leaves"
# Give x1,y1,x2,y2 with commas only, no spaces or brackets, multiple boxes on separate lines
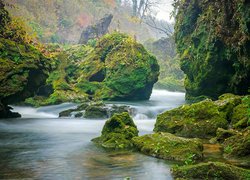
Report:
104,0,117,8
76,13,92,28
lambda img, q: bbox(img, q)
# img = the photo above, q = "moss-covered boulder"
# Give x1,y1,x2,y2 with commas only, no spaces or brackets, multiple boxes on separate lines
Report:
133,132,203,162
154,99,228,138
91,112,138,149
222,128,250,158
78,32,159,100
174,0,250,100
172,162,250,180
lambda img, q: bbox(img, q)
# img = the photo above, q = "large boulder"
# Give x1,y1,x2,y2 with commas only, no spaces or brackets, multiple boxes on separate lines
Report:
77,32,159,100
91,112,138,149
133,132,203,162
175,0,250,100
78,14,113,44
172,162,250,180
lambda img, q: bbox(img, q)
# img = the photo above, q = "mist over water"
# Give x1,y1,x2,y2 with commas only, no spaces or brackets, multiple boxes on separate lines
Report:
0,89,185,179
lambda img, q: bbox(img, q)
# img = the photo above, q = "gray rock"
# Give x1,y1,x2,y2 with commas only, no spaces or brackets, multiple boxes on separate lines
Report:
79,14,113,44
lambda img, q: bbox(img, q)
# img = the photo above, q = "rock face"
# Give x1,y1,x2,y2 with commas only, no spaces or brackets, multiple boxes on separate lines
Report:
172,162,250,180
133,132,203,162
78,32,159,100
79,14,113,44
154,94,248,138
0,2,49,118
175,0,250,100
91,112,138,149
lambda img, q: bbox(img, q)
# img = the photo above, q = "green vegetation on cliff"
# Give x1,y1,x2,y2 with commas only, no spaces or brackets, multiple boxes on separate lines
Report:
0,1,49,117
174,0,250,100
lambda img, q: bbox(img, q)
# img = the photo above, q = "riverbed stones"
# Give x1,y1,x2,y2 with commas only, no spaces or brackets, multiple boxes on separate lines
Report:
132,132,203,162
91,112,138,149
59,101,133,118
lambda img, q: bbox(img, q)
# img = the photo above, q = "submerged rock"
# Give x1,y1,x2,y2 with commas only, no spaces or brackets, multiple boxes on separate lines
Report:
172,162,250,180
133,132,203,162
91,112,138,149
0,103,21,118
59,101,133,119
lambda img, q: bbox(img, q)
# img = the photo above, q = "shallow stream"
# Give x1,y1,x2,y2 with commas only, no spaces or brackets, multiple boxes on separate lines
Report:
0,90,185,179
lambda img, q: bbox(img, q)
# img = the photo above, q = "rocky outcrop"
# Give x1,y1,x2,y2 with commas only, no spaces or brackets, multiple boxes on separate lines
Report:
172,162,250,180
78,14,113,44
92,112,138,149
78,32,159,100
174,0,250,100
0,2,49,118
133,132,203,162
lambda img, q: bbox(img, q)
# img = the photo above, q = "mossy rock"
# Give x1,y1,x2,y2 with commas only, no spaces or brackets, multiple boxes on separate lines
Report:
222,128,250,158
211,128,237,144
231,103,249,129
154,99,228,138
91,112,138,149
78,32,159,100
84,105,108,119
172,162,250,180
133,132,203,162
175,0,250,100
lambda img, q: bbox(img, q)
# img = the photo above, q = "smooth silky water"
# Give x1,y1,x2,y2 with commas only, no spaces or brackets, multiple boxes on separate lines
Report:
0,90,185,179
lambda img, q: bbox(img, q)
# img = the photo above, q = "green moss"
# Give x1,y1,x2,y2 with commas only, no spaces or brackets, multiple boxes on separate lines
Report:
92,112,138,149
78,32,159,100
154,99,228,138
222,128,250,158
172,162,250,180
174,0,250,100
133,132,203,162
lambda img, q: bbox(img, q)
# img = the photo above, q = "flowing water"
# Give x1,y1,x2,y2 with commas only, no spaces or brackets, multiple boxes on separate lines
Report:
0,90,185,179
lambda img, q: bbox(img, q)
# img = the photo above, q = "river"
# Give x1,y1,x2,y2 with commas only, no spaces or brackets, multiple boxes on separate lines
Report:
0,89,185,179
